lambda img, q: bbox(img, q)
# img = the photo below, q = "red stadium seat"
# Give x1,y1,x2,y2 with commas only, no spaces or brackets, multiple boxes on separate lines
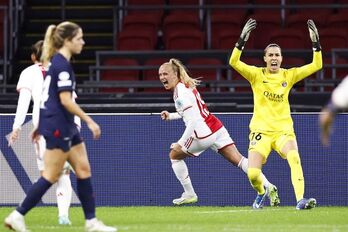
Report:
319,29,347,53
126,0,165,21
282,57,305,68
142,58,169,92
268,29,305,49
0,0,9,5
289,0,335,15
100,58,140,93
210,13,246,47
187,57,224,92
162,13,201,38
143,57,168,80
213,29,255,50
252,0,287,18
165,29,205,50
117,29,157,51
207,0,250,17
286,12,329,34
122,14,160,34
248,13,282,49
168,0,201,17
327,12,348,30
187,57,223,81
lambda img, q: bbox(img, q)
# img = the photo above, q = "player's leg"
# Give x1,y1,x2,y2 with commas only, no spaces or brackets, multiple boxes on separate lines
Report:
5,146,67,231
56,166,72,225
214,128,279,206
279,137,316,210
248,151,268,209
247,131,273,209
170,142,197,205
68,137,116,232
218,145,280,206
170,134,215,205
37,136,73,225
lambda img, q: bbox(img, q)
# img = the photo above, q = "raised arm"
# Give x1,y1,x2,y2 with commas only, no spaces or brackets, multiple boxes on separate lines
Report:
229,18,258,82
293,20,323,82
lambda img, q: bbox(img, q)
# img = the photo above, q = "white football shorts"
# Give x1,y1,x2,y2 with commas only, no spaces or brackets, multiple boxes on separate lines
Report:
181,126,234,157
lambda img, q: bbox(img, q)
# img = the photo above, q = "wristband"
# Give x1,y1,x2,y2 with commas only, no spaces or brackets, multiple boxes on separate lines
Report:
235,37,246,50
312,41,321,52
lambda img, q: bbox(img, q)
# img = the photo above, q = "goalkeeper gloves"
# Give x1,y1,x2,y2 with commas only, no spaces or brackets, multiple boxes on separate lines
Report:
235,18,257,50
307,19,321,51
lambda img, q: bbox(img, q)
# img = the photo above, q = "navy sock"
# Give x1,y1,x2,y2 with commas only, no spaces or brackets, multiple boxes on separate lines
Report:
77,177,96,219
16,177,52,215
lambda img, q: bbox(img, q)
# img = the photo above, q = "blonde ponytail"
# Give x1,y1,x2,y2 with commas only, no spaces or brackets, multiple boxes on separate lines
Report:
41,24,56,66
169,58,201,88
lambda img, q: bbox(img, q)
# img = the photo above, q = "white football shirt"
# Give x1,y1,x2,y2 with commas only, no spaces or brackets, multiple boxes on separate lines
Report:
14,63,45,129
174,82,222,145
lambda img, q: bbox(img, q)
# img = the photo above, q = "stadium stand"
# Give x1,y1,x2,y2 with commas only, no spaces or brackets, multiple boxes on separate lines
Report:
1,0,348,113
164,29,205,50
248,13,282,49
117,28,157,51
207,0,250,17
100,58,140,93
122,14,160,35
126,0,164,20
319,28,347,55
167,0,201,17
162,13,201,38
268,28,305,49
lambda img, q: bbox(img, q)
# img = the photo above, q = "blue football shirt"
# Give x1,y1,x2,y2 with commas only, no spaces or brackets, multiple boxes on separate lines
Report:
39,53,78,138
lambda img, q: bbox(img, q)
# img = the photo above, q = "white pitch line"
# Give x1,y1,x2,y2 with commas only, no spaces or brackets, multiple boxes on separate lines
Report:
195,208,283,214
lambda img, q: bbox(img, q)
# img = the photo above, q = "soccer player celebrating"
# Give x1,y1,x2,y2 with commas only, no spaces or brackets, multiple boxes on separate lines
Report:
229,18,322,209
4,21,116,232
320,75,348,146
159,58,280,207
8,40,74,226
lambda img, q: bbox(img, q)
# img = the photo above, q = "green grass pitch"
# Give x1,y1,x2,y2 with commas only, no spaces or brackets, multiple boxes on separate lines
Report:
1,206,348,232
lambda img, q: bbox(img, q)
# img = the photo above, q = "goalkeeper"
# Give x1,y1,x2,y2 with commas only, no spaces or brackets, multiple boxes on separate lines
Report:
229,19,322,210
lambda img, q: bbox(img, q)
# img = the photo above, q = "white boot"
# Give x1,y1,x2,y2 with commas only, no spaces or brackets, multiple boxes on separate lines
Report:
4,210,28,232
85,218,117,232
173,192,198,205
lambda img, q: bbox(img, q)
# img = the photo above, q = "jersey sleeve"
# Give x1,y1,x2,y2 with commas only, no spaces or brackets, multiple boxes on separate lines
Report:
289,51,322,84
175,88,193,112
12,88,32,130
56,62,74,92
16,67,34,92
229,47,258,84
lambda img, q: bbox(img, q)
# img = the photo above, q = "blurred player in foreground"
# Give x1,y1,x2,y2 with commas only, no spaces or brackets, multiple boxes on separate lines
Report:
4,21,116,232
229,18,322,209
159,58,280,207
8,40,74,226
320,76,348,146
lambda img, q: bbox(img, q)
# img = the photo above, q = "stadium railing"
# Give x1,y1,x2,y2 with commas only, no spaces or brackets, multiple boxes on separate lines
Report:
88,49,346,94
0,0,24,93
